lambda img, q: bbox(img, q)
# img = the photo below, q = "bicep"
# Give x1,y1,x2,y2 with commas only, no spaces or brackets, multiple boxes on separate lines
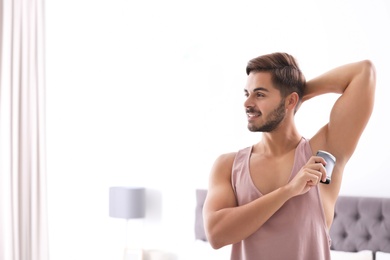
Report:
203,153,237,218
327,61,376,160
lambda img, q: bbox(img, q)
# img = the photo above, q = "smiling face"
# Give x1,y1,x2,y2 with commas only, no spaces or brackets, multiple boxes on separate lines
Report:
244,72,287,132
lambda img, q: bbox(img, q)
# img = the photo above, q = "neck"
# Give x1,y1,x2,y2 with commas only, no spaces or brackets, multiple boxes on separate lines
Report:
255,122,302,156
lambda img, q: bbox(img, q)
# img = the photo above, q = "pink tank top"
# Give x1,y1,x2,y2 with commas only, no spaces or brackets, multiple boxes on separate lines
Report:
230,137,331,260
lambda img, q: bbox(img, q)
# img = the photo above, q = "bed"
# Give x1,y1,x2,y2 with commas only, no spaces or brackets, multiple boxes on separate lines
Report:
194,189,390,260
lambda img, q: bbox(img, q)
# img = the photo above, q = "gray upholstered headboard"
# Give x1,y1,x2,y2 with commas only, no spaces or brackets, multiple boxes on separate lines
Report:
195,189,208,241
195,189,390,253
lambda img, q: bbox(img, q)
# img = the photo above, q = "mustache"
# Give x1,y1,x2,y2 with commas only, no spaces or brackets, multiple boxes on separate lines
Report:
246,108,262,115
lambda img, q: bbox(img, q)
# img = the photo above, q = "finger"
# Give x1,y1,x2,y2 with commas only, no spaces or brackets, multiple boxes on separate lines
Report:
316,163,327,182
309,156,326,166
321,168,327,182
316,163,328,182
305,173,318,185
307,163,327,182
306,169,323,184
311,174,320,185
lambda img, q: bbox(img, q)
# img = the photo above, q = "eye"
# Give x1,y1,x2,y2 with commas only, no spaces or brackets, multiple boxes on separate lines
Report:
256,92,265,98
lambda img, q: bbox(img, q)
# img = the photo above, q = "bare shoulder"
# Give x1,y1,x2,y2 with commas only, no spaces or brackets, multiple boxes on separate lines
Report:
212,152,237,173
205,152,238,210
207,152,237,187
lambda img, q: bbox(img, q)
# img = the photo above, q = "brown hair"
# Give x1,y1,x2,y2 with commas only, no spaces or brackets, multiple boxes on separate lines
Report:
246,52,306,101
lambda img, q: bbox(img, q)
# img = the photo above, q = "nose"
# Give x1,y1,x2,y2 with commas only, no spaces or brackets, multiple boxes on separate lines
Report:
244,95,254,108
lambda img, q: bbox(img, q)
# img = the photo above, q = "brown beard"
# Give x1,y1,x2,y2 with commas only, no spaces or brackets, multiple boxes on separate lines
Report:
247,99,286,132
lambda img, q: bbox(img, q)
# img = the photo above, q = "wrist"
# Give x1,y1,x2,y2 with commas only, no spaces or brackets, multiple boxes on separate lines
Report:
279,184,296,201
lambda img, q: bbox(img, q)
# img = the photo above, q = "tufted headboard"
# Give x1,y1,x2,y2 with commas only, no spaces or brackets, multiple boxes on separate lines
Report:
195,189,390,253
330,195,390,253
195,189,208,242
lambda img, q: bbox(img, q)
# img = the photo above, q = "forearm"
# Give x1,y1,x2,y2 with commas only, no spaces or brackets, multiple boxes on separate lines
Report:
302,60,374,102
204,185,294,249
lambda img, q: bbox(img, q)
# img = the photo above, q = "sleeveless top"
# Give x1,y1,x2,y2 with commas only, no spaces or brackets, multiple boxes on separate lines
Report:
230,137,331,260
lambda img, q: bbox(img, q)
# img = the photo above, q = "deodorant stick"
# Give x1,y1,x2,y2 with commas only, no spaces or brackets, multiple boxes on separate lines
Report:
317,150,336,184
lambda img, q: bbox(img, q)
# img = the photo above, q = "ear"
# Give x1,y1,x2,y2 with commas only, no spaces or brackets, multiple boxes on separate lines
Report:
285,92,299,111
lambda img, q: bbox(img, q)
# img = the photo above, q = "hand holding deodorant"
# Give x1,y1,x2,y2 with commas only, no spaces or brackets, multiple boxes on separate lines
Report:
316,150,336,184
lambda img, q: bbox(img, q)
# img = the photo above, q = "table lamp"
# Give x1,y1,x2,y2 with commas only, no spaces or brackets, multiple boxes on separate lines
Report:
109,186,146,260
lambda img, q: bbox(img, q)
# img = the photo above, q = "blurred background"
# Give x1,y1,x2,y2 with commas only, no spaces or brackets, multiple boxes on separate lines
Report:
45,0,390,259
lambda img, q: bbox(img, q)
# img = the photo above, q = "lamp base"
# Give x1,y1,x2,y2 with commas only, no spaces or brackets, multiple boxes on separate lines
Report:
123,248,143,260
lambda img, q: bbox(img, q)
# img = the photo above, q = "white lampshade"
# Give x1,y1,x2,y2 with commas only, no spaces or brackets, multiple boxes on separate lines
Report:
109,186,146,219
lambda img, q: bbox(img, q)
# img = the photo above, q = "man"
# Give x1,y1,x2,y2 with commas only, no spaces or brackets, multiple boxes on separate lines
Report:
203,52,376,260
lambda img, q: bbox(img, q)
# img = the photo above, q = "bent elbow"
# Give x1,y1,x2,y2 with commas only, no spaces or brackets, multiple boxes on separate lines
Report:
207,234,226,250
361,59,377,85
205,225,230,249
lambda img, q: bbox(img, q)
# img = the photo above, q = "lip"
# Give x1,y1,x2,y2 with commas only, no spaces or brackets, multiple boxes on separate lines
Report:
246,112,260,121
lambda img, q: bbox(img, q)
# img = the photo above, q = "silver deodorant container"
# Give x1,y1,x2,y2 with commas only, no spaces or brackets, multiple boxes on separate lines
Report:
317,150,336,184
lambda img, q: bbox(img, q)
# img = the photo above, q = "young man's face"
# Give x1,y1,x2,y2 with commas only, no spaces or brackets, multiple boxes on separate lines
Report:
244,72,286,132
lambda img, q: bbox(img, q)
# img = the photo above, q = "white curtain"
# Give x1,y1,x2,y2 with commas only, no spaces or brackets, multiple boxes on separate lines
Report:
0,0,48,259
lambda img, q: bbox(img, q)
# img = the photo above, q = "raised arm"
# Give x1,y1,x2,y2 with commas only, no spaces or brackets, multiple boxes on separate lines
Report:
305,60,376,162
304,60,376,202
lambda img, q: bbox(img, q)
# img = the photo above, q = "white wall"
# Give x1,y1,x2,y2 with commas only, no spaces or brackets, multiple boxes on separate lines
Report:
46,0,390,259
